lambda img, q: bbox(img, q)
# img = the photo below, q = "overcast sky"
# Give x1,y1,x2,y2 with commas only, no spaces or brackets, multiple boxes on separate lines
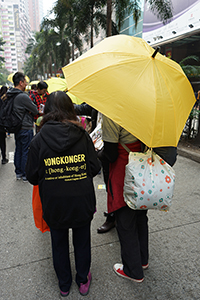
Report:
43,0,55,18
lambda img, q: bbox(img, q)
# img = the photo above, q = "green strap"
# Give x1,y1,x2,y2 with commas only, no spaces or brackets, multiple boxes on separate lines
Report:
120,141,131,153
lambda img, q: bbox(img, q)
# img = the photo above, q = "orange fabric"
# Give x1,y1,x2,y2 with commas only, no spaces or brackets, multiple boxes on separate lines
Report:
32,185,50,233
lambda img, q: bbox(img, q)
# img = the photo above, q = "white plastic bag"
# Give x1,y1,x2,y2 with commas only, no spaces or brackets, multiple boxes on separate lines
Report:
123,149,175,211
90,123,103,150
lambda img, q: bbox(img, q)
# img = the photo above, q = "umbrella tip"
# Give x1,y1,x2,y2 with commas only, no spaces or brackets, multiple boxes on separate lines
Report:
152,47,160,58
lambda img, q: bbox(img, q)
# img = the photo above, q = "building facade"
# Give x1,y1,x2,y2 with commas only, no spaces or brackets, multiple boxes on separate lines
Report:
28,0,43,32
0,0,32,73
119,0,144,37
142,0,200,91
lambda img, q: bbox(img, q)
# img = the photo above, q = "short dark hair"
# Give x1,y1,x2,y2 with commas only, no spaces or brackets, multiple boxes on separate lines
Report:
13,72,25,87
31,84,37,90
37,81,48,90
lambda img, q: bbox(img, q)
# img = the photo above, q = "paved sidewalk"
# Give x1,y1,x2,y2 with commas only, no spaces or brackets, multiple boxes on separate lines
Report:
178,142,200,163
0,136,200,300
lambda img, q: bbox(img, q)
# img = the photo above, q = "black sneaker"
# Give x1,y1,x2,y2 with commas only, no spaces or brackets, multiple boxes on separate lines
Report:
2,158,9,164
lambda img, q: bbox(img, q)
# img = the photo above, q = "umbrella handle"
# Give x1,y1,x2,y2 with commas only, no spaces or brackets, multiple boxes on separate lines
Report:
152,47,160,58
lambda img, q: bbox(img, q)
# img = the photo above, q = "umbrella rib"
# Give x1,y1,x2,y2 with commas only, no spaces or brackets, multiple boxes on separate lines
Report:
154,61,177,145
67,54,149,90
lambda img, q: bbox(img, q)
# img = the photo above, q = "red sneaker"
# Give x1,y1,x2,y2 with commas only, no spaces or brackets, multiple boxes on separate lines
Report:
113,264,144,283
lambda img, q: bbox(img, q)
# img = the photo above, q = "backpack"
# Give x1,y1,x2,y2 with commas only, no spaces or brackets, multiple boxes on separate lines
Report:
0,93,23,133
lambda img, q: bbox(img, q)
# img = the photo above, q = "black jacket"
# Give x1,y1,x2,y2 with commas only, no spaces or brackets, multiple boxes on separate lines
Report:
26,121,101,229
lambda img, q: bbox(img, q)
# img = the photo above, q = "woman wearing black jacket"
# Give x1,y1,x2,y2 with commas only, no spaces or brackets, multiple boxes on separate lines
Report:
26,91,100,297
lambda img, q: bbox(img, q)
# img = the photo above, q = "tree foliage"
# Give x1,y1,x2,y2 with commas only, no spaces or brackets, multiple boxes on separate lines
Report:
24,0,173,79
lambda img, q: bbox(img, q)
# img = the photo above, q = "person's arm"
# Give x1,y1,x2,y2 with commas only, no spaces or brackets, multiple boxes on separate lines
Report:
23,94,38,116
97,142,118,188
74,103,93,116
153,147,177,167
25,138,40,185
85,132,101,177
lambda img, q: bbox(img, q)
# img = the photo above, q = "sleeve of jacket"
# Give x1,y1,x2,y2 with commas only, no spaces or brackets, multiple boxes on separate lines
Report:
23,94,38,116
25,138,40,185
85,132,101,177
153,147,177,167
74,103,93,116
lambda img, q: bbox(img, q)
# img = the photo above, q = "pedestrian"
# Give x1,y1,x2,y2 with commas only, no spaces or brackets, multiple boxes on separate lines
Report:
98,115,176,283
25,91,100,297
8,72,38,181
0,86,9,164
29,81,48,133
28,84,37,96
74,103,115,233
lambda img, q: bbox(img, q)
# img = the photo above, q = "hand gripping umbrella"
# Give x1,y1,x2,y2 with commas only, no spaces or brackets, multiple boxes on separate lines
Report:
62,35,196,147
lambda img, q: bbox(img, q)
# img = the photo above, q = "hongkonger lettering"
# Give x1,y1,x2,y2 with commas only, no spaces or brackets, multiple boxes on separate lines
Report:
44,154,85,166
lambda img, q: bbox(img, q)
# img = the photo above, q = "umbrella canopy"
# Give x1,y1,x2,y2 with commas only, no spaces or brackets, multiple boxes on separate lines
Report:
67,91,83,104
7,73,30,83
45,77,67,94
26,80,39,91
29,80,39,86
62,35,196,147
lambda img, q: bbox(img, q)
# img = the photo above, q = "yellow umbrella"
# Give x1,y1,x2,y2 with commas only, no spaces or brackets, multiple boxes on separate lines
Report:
67,91,83,104
27,80,39,90
45,77,68,94
63,35,196,147
29,80,39,86
7,73,30,83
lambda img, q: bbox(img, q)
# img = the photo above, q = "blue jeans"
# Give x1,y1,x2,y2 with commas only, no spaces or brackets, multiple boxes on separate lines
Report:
14,129,33,177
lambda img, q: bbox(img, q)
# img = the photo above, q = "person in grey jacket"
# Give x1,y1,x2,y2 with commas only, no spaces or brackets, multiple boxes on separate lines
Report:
8,72,38,182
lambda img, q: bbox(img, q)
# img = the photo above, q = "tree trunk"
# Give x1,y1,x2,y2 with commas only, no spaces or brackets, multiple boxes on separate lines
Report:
49,55,52,77
107,0,112,37
71,43,75,61
90,6,94,48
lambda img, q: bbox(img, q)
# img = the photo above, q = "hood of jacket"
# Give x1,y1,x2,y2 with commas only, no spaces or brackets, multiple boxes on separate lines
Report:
7,87,24,98
39,120,85,153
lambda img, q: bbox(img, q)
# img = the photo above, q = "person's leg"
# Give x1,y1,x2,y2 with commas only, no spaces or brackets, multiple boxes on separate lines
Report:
97,160,115,233
115,206,144,280
137,210,149,266
50,228,72,293
97,211,115,233
0,132,7,161
73,222,91,287
14,131,23,177
20,129,33,178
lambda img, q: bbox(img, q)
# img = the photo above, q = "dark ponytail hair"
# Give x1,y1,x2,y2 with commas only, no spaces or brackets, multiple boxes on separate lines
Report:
41,91,80,127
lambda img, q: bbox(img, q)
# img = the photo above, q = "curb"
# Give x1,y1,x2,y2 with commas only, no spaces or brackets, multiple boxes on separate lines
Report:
177,147,200,163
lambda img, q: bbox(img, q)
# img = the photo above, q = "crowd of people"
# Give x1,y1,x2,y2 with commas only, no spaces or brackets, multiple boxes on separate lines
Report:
0,71,177,297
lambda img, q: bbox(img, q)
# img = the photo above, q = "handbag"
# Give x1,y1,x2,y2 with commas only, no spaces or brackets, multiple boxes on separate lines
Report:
32,185,50,233
121,143,175,211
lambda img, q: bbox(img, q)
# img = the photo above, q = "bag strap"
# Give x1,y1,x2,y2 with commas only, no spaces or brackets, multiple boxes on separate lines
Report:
120,141,131,153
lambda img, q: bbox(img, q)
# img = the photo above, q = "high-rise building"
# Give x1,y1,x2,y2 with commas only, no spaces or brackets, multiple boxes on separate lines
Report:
0,0,32,73
28,0,43,32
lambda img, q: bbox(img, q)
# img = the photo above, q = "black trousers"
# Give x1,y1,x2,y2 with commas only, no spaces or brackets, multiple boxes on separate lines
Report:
115,206,148,280
0,131,6,160
50,222,91,292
